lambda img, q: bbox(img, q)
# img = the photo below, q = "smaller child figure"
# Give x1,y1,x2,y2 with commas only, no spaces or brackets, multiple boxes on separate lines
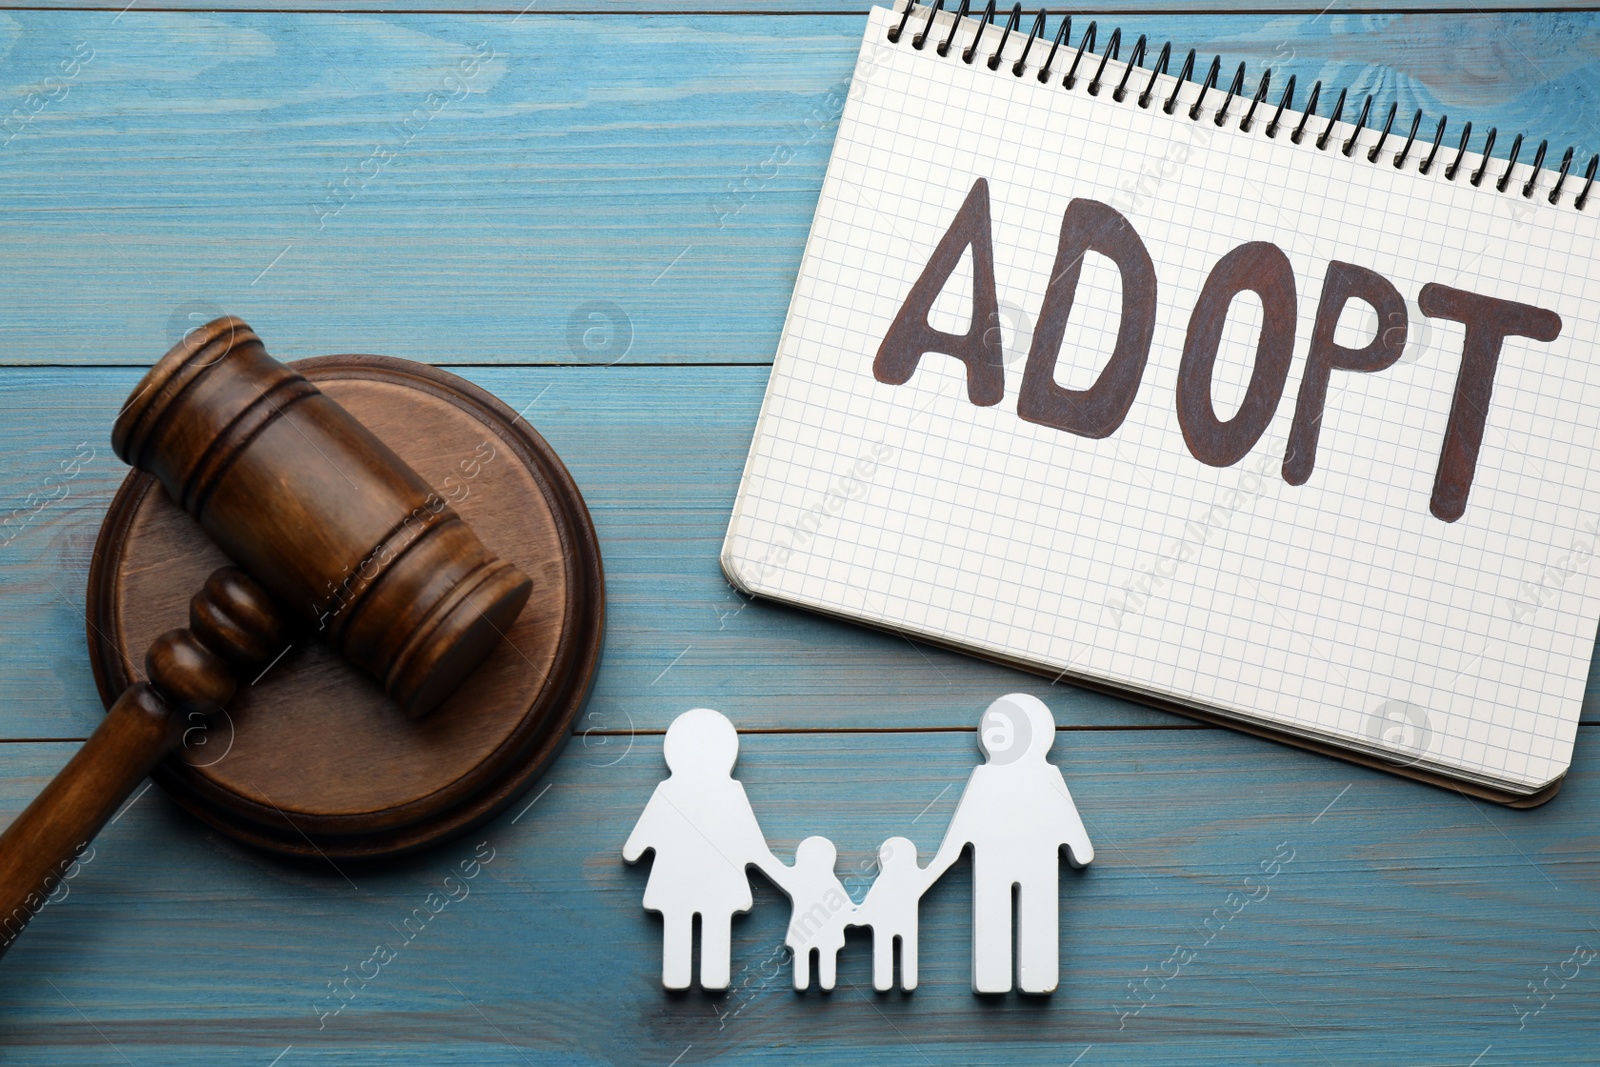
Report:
777,836,854,991
851,836,948,991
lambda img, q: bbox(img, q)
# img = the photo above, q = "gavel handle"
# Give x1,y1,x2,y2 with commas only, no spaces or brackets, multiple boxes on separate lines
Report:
0,565,284,961
0,684,180,958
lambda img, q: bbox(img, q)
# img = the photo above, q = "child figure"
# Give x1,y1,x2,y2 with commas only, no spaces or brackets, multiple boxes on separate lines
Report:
851,836,949,991
776,836,854,991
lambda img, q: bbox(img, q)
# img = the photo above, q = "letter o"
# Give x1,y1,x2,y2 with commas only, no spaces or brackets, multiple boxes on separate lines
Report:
1176,242,1297,467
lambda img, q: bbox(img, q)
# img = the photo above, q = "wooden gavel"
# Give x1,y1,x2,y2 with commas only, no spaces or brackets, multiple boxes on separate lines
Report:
0,317,533,957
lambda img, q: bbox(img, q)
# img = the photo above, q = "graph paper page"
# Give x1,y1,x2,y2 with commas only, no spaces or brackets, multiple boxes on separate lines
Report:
723,6,1600,793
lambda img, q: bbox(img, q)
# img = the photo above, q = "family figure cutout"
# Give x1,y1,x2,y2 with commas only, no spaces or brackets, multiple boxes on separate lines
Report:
622,694,1095,994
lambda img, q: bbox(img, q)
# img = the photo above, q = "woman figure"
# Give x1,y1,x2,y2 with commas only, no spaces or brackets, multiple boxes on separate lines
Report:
624,708,785,989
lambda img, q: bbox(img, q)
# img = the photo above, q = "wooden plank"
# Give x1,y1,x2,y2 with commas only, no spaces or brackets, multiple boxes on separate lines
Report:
0,365,1171,738
5,365,1600,744
0,12,1593,365
3,0,1597,15
0,725,1597,1064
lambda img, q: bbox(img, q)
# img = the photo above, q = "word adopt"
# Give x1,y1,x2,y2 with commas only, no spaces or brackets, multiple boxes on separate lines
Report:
874,178,1563,523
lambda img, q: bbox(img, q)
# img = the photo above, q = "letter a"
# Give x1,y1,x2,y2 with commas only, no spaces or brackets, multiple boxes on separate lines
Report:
873,177,1004,406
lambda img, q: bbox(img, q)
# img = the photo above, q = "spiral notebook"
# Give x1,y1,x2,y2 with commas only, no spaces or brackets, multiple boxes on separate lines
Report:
722,4,1600,804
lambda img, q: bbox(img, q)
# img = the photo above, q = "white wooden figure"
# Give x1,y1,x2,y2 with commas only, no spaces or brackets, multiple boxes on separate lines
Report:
926,693,1094,994
623,695,1094,997
771,836,853,991
622,708,788,990
851,836,948,991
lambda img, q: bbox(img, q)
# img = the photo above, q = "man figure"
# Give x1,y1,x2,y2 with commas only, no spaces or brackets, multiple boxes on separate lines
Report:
928,693,1094,993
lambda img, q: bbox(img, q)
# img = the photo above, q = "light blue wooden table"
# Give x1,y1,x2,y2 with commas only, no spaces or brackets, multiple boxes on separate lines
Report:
1,2,1598,1063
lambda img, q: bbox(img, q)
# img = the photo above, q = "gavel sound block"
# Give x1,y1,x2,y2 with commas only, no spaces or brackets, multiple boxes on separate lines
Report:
0,318,603,956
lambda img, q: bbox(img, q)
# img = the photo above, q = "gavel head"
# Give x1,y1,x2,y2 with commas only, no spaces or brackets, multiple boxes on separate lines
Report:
111,317,533,718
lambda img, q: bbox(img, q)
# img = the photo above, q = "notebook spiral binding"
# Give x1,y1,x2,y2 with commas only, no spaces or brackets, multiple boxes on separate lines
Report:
885,0,1598,211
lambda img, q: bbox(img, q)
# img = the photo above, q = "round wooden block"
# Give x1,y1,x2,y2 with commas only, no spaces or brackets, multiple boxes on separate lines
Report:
86,356,604,860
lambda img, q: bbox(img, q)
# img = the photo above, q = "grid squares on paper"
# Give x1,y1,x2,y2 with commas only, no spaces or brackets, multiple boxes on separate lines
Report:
722,7,1600,794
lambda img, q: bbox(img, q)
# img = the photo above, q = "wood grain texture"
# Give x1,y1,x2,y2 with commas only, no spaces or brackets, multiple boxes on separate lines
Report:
6,366,1600,740
87,355,603,857
109,323,539,720
0,726,1597,1064
0,683,178,958
1,0,1596,14
0,14,1592,365
1,5,1597,1061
